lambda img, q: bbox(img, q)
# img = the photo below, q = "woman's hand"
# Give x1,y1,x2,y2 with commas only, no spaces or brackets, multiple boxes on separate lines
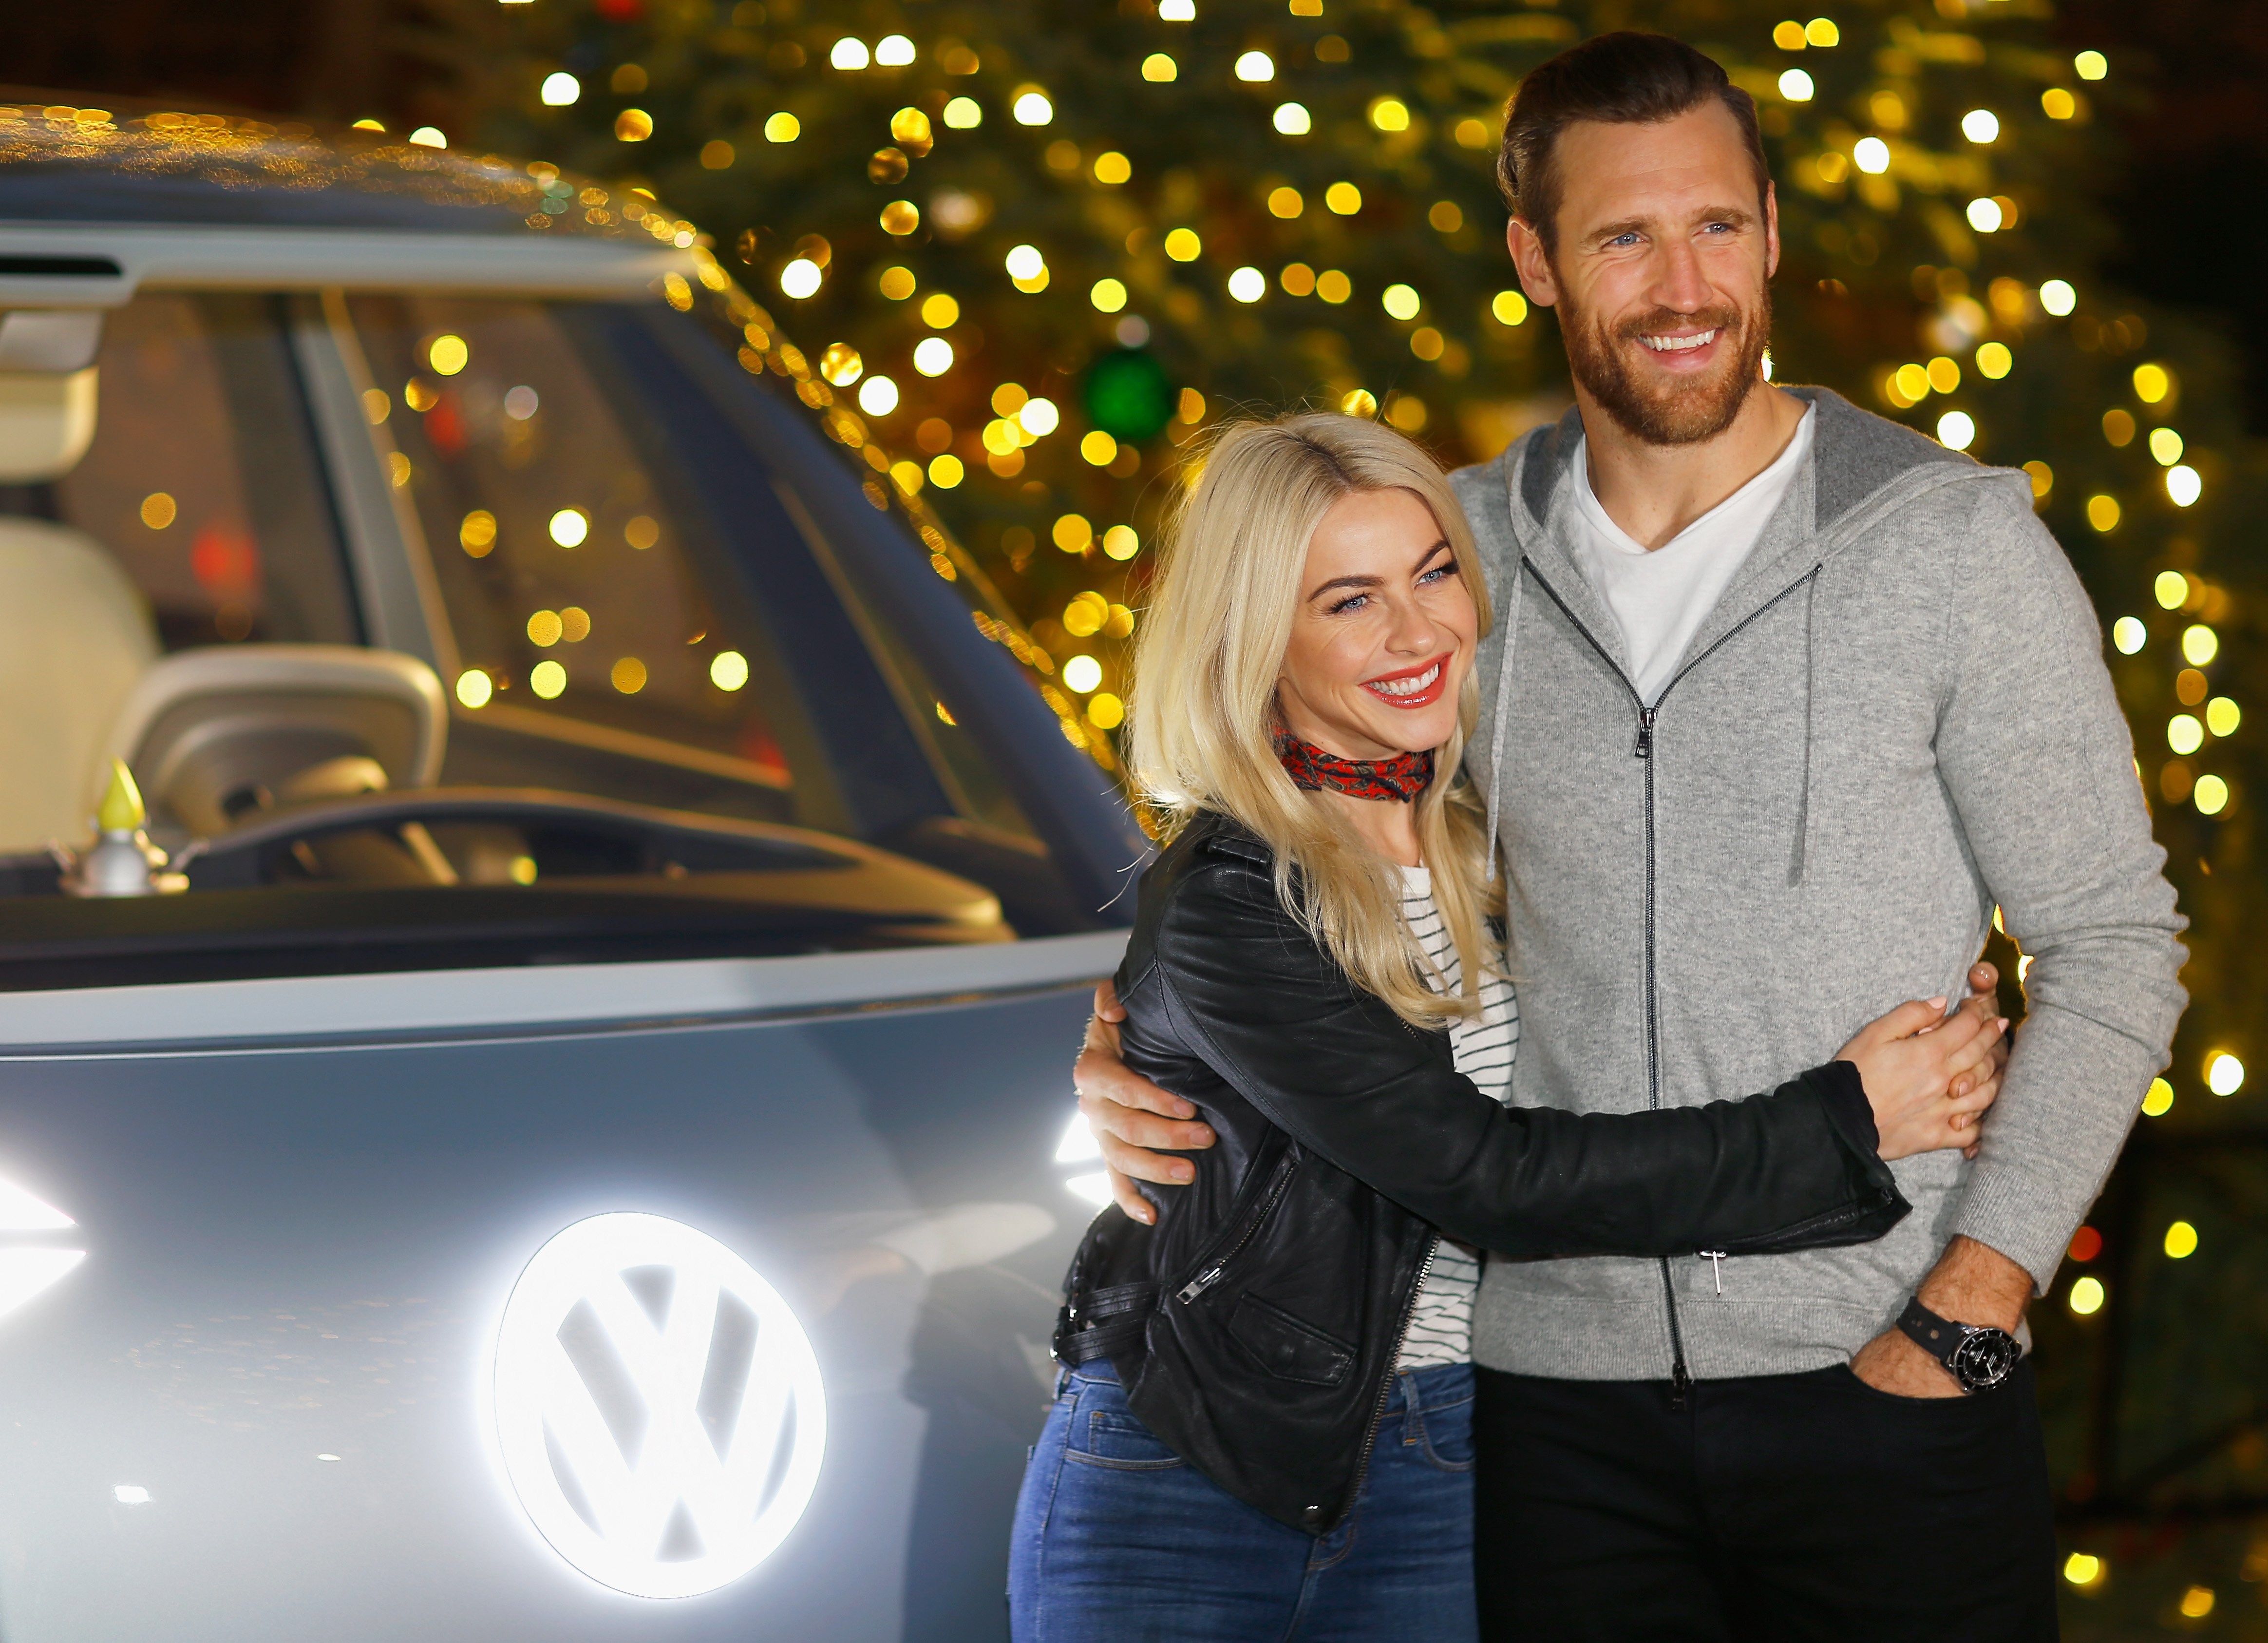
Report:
1837,976,2008,1161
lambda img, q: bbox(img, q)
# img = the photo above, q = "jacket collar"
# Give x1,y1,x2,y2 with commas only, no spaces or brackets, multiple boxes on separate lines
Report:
1186,810,1273,865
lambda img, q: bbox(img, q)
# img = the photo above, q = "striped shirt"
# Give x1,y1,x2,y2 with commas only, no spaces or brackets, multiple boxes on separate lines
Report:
1394,864,1519,1372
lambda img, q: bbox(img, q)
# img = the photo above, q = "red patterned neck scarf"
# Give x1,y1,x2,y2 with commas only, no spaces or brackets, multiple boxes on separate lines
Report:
1273,727,1435,803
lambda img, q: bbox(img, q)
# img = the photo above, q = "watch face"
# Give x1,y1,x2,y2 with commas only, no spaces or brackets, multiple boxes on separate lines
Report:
1950,1329,2020,1392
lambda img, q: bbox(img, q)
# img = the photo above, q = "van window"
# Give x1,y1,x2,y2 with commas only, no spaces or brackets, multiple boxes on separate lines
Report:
347,296,811,804
57,293,357,649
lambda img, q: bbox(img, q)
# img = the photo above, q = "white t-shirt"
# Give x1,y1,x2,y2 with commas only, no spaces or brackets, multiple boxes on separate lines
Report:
1394,864,1519,1372
1568,404,1816,705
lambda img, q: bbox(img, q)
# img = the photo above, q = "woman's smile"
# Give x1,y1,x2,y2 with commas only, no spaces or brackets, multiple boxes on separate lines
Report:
1362,653,1452,709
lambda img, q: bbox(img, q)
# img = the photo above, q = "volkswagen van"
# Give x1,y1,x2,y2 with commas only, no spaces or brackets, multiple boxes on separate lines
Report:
0,102,1139,1640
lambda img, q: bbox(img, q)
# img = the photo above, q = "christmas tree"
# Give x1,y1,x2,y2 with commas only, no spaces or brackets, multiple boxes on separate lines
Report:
444,1,2262,1627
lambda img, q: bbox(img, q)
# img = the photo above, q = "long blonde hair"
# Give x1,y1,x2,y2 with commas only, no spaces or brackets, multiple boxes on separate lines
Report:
1127,412,1499,1029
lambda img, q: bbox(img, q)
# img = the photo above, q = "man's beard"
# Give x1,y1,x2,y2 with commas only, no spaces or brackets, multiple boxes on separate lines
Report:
1560,284,1772,446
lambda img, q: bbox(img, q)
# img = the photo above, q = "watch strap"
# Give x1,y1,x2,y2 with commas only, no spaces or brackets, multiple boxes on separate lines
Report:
1896,1295,1965,1372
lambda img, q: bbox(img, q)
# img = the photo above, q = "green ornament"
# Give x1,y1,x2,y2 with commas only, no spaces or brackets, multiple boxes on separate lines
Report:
1084,349,1175,443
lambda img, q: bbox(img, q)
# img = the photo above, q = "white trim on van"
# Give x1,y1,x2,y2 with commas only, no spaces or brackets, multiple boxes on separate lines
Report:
0,930,1129,1054
0,223,695,306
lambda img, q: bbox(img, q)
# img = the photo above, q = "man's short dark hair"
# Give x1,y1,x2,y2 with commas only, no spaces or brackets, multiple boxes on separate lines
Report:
1496,32,1770,252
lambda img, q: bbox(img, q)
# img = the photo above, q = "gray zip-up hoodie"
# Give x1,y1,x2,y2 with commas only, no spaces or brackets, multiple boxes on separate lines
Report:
1454,386,2188,1382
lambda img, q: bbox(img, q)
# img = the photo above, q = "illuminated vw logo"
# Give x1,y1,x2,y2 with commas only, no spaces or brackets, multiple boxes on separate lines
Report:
491,1213,826,1599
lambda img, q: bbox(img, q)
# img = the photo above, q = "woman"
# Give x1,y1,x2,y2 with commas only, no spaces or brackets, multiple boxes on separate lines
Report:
1007,414,2004,1642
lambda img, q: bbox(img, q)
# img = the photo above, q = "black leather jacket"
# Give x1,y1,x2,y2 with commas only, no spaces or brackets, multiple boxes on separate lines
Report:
1053,812,1909,1536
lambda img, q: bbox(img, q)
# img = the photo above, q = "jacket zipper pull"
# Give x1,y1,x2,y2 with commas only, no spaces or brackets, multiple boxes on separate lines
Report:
1633,706,1657,760
1176,1265,1225,1305
1670,1359,1691,1408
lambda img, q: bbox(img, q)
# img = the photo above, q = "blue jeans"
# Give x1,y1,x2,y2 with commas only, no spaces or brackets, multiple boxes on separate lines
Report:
1008,1360,1477,1643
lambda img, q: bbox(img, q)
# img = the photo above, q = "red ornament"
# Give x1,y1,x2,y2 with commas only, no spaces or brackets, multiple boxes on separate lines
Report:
739,722,789,783
425,393,467,457
189,523,260,594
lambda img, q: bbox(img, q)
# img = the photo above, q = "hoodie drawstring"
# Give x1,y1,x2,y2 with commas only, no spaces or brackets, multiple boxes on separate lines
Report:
1788,568,1821,886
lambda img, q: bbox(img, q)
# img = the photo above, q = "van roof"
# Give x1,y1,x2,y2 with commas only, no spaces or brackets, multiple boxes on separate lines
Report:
0,98,673,243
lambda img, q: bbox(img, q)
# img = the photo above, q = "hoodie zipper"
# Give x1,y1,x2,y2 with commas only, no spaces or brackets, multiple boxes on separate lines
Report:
1524,559,1822,1406
1174,1146,1301,1304
1635,690,1689,1406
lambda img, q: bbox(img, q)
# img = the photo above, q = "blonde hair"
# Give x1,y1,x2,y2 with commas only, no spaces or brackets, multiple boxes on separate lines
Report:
1127,412,1499,1029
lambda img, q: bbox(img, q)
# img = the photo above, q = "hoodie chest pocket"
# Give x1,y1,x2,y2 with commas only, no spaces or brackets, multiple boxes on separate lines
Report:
1227,1293,1357,1387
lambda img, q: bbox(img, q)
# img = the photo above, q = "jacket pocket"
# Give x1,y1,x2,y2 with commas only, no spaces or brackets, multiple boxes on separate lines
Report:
1227,1293,1357,1387
1174,1143,1300,1304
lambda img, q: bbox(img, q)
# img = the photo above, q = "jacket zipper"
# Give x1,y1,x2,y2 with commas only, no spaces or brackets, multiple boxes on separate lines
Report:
1524,559,1822,1407
1174,1145,1441,1533
1174,1146,1301,1304
1340,1232,1440,1531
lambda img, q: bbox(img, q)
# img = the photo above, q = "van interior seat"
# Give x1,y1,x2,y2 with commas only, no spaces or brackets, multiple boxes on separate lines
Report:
104,645,449,841
0,516,159,853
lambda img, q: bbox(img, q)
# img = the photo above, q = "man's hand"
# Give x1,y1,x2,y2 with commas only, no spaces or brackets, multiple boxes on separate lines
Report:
1075,980,1217,1225
1849,1234,2031,1397
1850,962,2023,1395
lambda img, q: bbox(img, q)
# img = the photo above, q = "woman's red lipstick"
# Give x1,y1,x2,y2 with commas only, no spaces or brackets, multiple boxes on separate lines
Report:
1361,652,1452,710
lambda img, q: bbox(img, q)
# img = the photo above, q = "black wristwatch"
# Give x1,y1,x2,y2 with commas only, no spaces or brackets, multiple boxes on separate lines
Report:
1897,1296,2020,1395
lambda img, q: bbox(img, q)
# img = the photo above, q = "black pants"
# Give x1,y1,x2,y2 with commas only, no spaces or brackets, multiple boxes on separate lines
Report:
1473,1359,2058,1642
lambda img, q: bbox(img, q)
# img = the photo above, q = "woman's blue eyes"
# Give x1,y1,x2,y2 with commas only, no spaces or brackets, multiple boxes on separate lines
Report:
1326,564,1453,613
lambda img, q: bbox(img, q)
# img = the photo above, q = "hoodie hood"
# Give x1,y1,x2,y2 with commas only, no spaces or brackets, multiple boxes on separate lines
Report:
1479,387,2029,883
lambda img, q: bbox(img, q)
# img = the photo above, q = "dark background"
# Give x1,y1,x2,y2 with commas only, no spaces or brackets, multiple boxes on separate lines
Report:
7,0,2263,431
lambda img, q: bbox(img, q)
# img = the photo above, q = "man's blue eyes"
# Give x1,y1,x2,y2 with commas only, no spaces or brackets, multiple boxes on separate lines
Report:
1606,223,1734,248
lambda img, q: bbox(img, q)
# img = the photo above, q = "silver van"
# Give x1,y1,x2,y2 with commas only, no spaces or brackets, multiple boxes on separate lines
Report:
0,103,1137,1640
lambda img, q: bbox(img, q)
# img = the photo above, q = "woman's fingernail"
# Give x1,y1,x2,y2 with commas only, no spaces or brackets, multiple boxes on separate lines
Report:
1928,996,1947,1010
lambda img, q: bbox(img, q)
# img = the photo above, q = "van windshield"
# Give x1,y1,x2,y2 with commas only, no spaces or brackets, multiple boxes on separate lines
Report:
0,288,1096,988
348,295,804,799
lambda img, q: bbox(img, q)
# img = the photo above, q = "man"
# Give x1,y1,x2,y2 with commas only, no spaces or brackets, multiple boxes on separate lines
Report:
1073,30,2187,1640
